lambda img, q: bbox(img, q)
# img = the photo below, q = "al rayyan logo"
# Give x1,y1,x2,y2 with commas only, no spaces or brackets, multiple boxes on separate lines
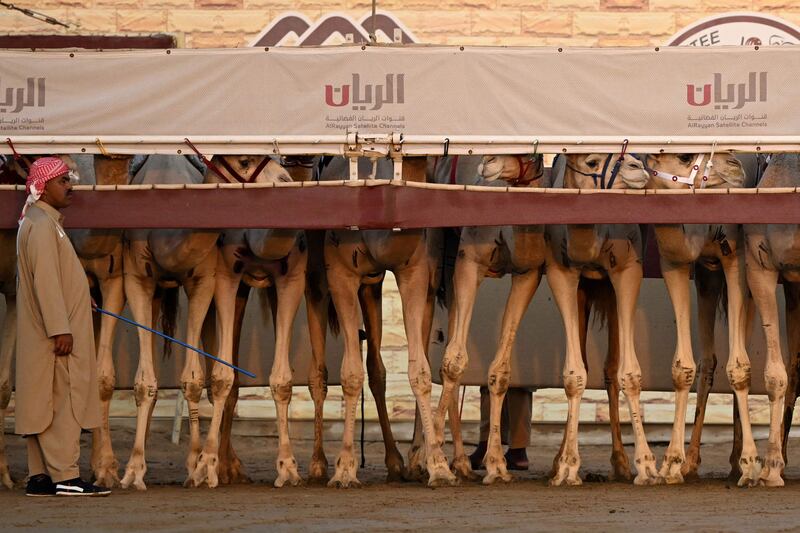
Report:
685,72,768,130
0,77,47,132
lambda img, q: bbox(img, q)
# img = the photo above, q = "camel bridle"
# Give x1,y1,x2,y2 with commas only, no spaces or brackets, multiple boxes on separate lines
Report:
184,138,272,184
645,153,712,189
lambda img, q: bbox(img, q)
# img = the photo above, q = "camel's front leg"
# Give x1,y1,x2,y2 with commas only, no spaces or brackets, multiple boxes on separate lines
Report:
120,261,158,491
188,252,236,489
270,253,306,488
546,262,585,486
683,265,724,479
745,252,784,486
327,265,364,488
91,252,125,488
722,244,764,486
0,293,16,489
657,260,696,484
609,262,658,485
397,263,457,488
484,269,541,485
601,297,632,482
359,282,405,482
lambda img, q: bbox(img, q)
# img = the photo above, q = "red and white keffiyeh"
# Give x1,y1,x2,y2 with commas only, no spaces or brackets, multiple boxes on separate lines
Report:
19,157,74,223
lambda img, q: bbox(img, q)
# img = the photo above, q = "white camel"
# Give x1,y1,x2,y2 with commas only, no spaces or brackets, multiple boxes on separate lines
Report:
642,152,762,486
318,155,456,488
545,152,659,486
743,152,800,487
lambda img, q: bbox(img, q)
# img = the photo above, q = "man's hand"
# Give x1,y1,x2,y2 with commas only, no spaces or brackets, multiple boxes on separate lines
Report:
52,334,73,356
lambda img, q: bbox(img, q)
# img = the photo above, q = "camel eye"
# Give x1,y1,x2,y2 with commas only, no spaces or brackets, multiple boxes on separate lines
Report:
586,159,599,169
678,154,693,164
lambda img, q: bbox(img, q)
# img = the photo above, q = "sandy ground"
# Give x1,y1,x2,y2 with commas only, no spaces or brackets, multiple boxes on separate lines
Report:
2,420,800,532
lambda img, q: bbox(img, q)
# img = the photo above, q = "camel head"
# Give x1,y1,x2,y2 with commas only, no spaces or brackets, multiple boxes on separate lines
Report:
94,154,134,186
209,154,291,185
563,153,647,190
644,152,745,190
478,154,545,187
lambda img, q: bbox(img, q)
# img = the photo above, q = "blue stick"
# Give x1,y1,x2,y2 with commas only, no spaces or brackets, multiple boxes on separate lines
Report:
93,306,256,379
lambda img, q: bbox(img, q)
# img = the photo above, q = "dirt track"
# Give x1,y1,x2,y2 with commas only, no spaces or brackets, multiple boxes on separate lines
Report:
3,421,800,532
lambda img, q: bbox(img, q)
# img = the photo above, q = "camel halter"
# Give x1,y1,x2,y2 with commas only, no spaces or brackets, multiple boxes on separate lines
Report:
505,154,544,187
647,153,712,189
563,140,630,190
184,138,272,184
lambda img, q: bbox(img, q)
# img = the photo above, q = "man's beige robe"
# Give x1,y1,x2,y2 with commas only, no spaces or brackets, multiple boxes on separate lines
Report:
15,200,101,435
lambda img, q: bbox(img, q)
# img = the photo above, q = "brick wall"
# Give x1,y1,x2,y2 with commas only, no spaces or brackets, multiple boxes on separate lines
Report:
3,2,800,48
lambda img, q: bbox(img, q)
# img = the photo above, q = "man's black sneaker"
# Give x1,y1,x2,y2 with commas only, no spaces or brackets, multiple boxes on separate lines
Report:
55,478,111,497
26,474,56,497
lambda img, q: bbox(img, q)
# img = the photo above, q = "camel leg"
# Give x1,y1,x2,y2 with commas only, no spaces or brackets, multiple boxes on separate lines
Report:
327,264,365,488
609,262,658,486
218,283,251,485
604,298,633,481
483,269,541,485
657,260,696,484
547,263,586,486
120,262,158,491
722,245,764,486
781,282,800,463
396,262,457,487
0,293,15,489
359,282,405,482
305,231,330,483
188,251,234,489
91,249,125,488
745,255,784,486
683,265,723,480
435,242,487,480
271,250,306,488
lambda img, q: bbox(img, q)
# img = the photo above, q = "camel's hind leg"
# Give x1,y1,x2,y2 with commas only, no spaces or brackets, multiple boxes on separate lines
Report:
683,264,723,480
781,281,800,464
359,281,406,482
0,292,15,489
602,296,632,482
483,269,541,485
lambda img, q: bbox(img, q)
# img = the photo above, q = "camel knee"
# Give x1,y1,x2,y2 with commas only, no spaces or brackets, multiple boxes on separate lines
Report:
270,377,294,403
340,369,364,398
619,372,642,397
98,374,116,402
563,369,587,398
133,381,158,406
182,379,204,403
765,366,789,401
727,363,752,392
408,365,433,396
210,371,234,400
698,354,717,386
308,372,328,402
441,347,468,383
672,361,696,392
488,371,510,397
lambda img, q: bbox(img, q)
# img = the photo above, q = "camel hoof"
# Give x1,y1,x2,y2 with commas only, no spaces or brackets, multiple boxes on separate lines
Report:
385,450,406,482
657,455,685,485
759,454,785,487
451,455,480,482
609,450,632,482
482,469,513,485
189,452,219,489
633,454,660,486
120,464,147,491
0,466,13,490
427,470,458,488
549,474,582,487
274,460,303,488
737,455,764,488
550,454,582,487
327,471,361,489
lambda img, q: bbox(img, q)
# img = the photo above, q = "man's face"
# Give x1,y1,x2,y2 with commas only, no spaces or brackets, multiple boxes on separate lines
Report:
41,174,73,209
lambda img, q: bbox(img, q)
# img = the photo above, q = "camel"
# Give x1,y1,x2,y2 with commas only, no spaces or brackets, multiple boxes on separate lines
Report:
316,155,456,487
545,152,659,486
743,152,800,487
642,152,762,486
119,154,287,489
433,153,552,484
201,154,312,488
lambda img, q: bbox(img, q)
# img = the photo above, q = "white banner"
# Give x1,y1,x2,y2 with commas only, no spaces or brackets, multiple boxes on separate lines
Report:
1,46,799,153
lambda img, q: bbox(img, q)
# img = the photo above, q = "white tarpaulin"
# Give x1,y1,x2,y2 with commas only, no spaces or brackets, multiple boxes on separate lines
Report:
1,45,799,154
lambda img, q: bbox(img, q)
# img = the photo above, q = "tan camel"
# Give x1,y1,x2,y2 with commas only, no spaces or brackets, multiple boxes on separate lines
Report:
202,154,312,488
545,152,659,486
319,155,456,488
642,152,762,485
117,154,234,490
743,152,800,487
433,153,550,484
